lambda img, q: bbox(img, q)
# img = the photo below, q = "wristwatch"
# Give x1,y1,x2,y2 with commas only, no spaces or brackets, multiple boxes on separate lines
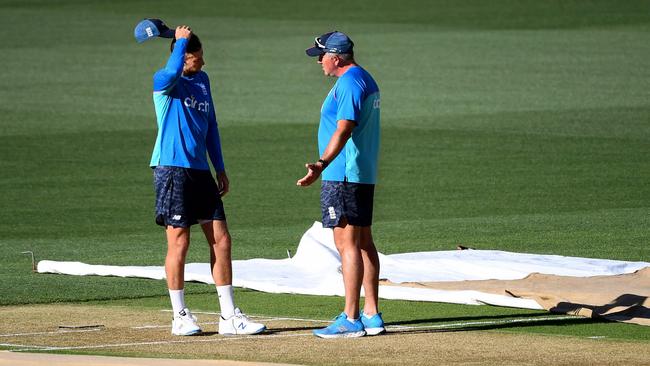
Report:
317,159,329,168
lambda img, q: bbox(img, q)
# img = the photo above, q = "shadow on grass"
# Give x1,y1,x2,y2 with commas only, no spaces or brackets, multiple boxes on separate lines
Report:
194,331,219,336
260,313,598,335
387,315,608,335
384,312,549,327
258,314,606,337
264,326,323,334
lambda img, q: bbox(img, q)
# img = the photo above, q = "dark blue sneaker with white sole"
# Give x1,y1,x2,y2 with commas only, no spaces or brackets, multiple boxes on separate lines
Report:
313,312,366,339
361,312,386,335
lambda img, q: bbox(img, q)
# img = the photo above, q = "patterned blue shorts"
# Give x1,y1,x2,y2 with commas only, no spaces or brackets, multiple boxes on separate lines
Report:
320,180,375,228
153,166,226,228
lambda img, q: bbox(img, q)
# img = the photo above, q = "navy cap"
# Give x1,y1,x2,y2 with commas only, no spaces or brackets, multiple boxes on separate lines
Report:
306,31,354,57
134,18,175,43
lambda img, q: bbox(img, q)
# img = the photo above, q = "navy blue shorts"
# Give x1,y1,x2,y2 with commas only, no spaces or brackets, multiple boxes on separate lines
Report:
320,180,375,228
153,166,226,228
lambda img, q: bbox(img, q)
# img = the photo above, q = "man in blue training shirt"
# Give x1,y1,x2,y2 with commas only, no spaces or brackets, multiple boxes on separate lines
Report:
298,31,385,338
150,25,265,336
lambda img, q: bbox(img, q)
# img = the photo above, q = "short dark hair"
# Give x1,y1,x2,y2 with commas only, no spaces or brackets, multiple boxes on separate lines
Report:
330,52,354,61
170,34,202,53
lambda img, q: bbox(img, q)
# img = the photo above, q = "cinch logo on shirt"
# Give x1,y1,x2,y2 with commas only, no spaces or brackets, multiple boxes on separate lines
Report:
184,95,210,113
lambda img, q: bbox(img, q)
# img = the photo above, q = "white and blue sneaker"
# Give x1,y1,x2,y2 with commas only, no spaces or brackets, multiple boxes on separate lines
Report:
361,312,386,336
171,308,202,336
313,313,366,339
219,307,266,335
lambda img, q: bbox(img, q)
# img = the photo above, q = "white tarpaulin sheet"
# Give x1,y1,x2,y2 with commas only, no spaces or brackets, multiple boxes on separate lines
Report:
38,222,650,310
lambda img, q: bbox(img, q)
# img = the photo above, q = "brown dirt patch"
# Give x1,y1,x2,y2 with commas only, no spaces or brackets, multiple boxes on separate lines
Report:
1,304,648,365
0,351,294,366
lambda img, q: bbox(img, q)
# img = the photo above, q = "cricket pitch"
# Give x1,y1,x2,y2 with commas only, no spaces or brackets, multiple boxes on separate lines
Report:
1,304,648,365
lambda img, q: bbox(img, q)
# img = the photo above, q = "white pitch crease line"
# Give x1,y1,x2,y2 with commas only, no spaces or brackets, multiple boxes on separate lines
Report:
254,316,328,323
131,325,166,329
13,332,313,352
161,310,220,315
0,343,52,349
132,315,326,330
0,328,103,337
134,314,572,331
133,318,325,330
132,322,219,330
9,315,580,352
159,309,328,323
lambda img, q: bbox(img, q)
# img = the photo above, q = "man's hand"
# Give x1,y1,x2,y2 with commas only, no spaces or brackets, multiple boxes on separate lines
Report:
216,171,230,196
297,161,325,187
175,25,191,40
297,120,353,187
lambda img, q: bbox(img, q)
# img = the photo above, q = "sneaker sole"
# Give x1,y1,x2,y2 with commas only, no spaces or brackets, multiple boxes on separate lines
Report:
364,327,386,336
313,330,366,339
220,326,266,336
171,329,202,336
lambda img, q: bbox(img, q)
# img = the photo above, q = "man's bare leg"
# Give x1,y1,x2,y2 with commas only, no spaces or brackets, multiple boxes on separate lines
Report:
360,226,380,316
166,225,202,335
333,219,363,319
165,226,191,290
201,220,232,285
201,220,266,334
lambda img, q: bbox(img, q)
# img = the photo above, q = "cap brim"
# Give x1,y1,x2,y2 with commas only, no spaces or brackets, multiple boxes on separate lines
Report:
305,46,325,57
158,28,175,39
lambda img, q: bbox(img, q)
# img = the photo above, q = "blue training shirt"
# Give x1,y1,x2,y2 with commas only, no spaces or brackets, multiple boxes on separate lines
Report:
149,38,225,171
319,66,380,184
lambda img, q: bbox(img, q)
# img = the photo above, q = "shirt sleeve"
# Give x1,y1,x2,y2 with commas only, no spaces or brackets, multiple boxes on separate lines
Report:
335,76,365,124
204,76,225,172
153,38,188,93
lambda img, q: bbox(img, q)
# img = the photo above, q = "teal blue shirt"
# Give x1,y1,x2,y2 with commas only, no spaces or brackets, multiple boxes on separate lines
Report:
149,38,225,171
319,66,380,184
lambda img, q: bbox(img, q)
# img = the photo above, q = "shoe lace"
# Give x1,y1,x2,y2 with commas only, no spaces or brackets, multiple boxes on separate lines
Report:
179,310,198,322
234,309,250,321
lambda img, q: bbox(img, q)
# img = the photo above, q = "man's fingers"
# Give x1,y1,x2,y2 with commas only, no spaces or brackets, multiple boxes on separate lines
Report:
297,162,321,186
298,172,317,185
297,173,313,186
175,25,192,39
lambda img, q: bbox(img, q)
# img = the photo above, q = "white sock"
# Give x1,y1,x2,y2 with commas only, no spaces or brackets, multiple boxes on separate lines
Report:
169,289,186,315
347,316,358,322
216,285,235,318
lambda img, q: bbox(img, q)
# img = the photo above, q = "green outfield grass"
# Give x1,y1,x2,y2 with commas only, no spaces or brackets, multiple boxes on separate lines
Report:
0,0,649,348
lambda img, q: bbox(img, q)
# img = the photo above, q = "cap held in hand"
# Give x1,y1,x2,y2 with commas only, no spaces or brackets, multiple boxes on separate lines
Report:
134,18,175,43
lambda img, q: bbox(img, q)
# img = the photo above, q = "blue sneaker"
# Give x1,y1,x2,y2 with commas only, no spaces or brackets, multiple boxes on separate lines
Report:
361,312,386,335
313,313,366,339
